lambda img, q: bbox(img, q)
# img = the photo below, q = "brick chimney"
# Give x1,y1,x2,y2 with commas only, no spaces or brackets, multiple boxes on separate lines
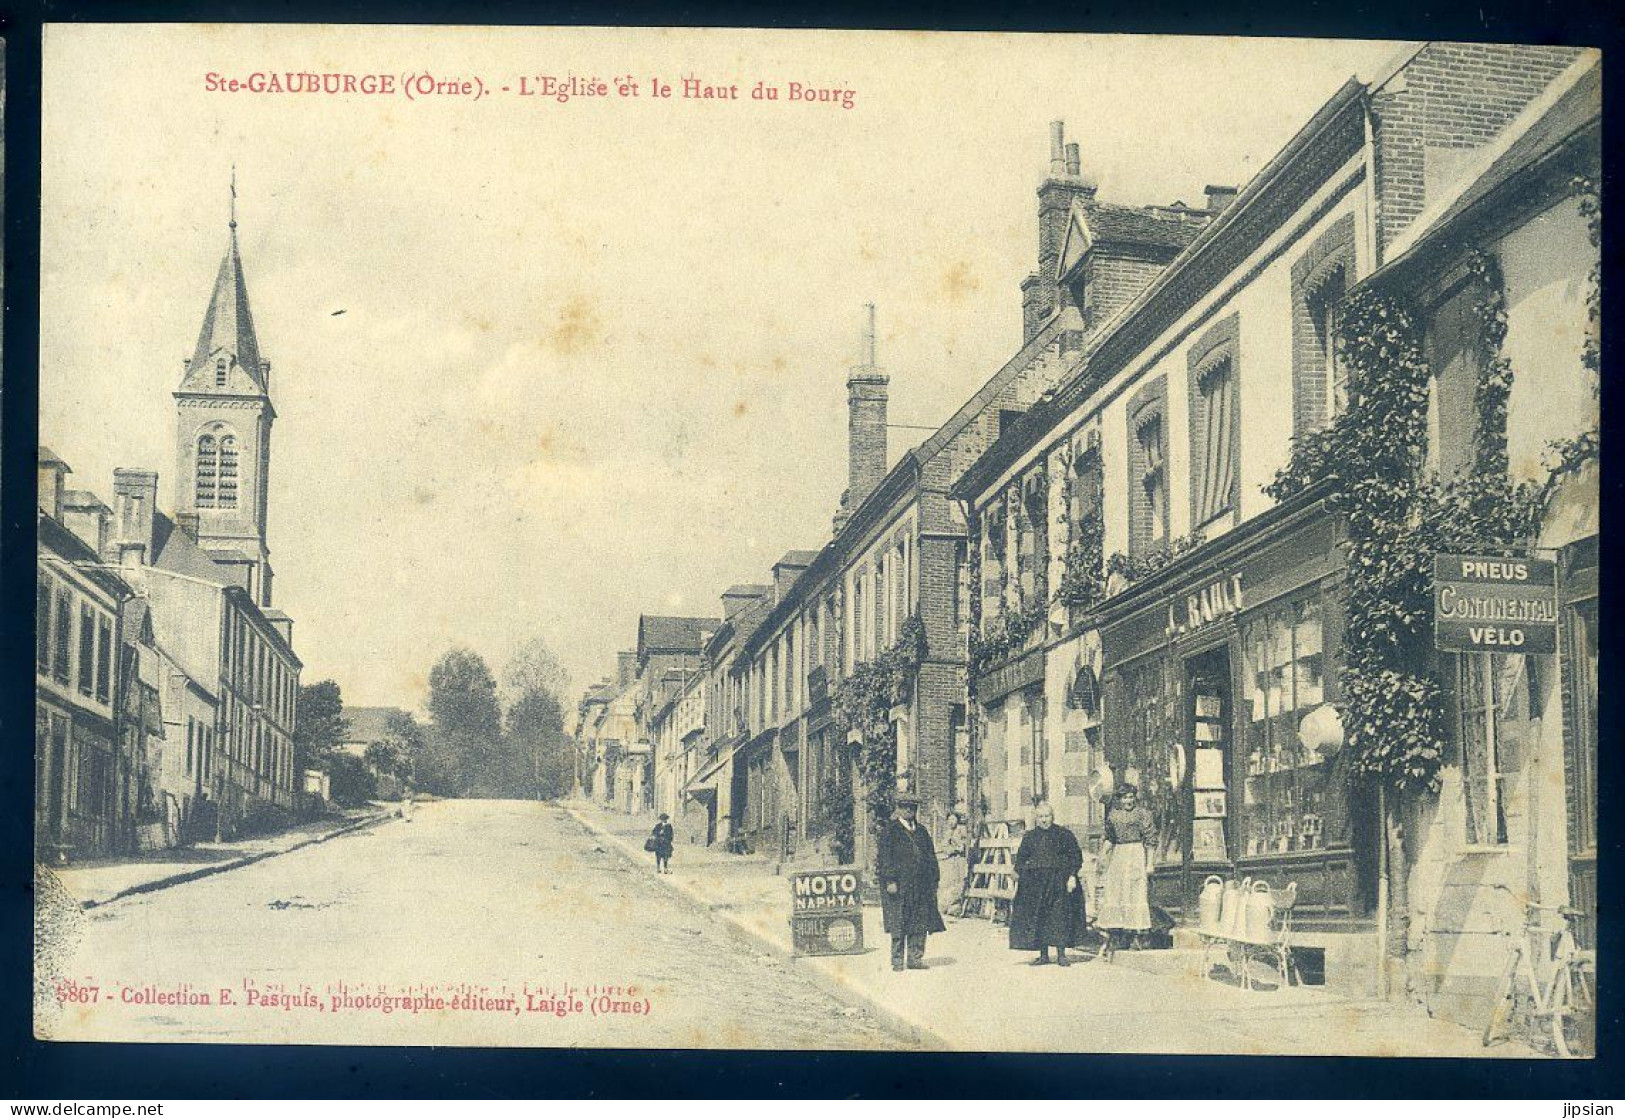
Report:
839,304,888,528
38,447,69,520
1204,184,1238,214
772,554,813,603
722,584,771,618
616,651,638,688
112,468,159,569
62,490,113,557
175,511,201,541
1024,121,1098,343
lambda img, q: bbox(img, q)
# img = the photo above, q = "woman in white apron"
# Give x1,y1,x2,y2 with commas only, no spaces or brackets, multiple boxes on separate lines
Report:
1096,784,1154,958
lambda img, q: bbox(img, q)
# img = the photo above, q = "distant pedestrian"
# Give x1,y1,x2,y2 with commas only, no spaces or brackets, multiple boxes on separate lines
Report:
1009,802,1087,966
400,787,414,823
876,792,945,972
1097,784,1155,958
938,808,970,916
650,813,675,874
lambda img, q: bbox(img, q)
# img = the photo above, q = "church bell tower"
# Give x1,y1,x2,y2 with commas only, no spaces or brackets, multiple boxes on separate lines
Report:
173,175,277,608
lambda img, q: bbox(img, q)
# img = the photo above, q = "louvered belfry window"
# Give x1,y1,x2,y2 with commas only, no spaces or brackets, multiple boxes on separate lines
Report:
218,435,240,509
196,435,219,507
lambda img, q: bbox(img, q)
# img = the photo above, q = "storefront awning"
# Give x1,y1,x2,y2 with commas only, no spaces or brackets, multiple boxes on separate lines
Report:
685,738,748,793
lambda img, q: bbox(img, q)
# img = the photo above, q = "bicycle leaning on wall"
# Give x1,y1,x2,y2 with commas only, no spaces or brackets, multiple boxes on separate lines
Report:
1482,902,1596,1058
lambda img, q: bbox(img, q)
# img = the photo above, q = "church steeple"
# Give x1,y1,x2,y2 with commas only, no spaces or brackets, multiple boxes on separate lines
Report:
173,177,277,608
180,173,269,395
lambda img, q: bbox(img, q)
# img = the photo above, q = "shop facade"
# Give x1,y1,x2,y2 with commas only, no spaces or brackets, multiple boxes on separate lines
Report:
1096,490,1377,933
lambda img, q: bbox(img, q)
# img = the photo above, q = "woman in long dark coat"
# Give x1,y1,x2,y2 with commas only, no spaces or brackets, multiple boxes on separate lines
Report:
1009,802,1087,966
877,793,946,971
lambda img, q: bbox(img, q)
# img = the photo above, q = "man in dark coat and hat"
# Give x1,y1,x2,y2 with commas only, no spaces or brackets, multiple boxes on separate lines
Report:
1009,801,1087,966
876,791,946,971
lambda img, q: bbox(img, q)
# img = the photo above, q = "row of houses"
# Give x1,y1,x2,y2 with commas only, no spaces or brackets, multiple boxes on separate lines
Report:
36,204,305,861
574,42,1599,1026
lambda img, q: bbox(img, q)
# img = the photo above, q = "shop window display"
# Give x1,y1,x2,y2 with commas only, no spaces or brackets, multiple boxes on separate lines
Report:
1240,597,1347,857
1115,657,1183,865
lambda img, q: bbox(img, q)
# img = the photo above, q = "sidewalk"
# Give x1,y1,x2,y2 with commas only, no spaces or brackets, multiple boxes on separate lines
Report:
47,806,394,909
565,801,1539,1057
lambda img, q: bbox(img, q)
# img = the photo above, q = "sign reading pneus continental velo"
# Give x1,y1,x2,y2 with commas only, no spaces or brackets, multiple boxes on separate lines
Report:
1434,554,1559,655
35,21,1599,1059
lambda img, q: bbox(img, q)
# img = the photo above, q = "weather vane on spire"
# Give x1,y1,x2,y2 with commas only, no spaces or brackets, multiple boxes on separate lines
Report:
230,164,238,230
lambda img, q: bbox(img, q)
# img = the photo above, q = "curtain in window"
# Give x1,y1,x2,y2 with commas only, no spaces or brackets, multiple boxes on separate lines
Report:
1458,652,1533,848
1136,414,1166,547
1459,653,1499,845
1197,359,1236,524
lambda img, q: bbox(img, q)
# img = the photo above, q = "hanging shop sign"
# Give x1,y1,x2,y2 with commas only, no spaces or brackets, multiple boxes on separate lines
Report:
1434,553,1558,654
1164,573,1245,640
789,869,865,956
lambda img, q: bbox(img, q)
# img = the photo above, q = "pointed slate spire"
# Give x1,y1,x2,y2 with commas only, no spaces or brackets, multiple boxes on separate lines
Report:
183,172,265,391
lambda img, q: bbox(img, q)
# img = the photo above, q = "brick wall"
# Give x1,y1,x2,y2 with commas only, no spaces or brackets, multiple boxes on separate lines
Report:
915,659,962,822
1290,213,1357,435
847,372,888,508
1373,42,1582,254
1125,375,1169,557
1024,180,1095,340
1084,252,1168,333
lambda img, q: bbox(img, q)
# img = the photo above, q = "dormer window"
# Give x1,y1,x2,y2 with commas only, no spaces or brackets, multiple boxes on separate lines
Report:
215,357,228,387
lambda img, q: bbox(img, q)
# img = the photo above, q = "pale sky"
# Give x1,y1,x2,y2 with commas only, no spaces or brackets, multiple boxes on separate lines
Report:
41,25,1401,712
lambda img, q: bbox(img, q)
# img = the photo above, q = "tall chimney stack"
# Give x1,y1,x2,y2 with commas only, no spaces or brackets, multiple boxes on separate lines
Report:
843,303,889,522
1024,121,1097,343
112,468,159,569
1049,120,1068,177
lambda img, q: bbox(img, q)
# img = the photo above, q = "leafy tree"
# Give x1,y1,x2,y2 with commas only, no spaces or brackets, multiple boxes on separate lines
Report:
505,685,575,800
380,710,428,788
501,637,570,711
426,648,505,796
293,680,348,777
429,648,502,740
327,752,377,806
363,739,410,783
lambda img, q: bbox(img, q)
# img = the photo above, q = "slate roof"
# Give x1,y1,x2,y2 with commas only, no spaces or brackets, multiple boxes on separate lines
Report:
152,511,234,583
182,225,267,392
341,706,409,744
637,615,721,657
1085,201,1211,252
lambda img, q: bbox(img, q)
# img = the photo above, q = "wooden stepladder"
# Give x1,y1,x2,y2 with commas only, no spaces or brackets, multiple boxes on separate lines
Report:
961,819,1024,922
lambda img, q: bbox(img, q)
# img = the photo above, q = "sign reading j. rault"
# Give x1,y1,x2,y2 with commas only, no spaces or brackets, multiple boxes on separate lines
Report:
1434,553,1558,654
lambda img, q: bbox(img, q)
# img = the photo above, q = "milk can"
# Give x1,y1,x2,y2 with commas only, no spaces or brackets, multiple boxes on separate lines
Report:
1198,875,1225,933
1245,880,1276,941
1219,877,1246,936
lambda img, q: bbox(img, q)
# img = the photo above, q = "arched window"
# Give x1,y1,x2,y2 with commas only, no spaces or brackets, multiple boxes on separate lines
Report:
195,435,218,507
215,357,228,388
218,436,239,509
